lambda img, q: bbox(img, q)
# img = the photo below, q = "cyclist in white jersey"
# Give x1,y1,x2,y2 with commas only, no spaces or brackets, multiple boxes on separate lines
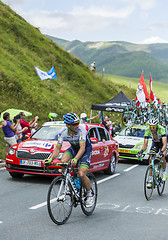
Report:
45,113,93,207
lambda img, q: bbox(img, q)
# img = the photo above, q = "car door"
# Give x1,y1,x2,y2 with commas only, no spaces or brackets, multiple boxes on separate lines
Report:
87,127,101,170
96,127,112,168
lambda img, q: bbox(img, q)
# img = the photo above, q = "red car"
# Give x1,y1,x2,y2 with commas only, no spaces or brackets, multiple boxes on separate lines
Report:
6,121,119,178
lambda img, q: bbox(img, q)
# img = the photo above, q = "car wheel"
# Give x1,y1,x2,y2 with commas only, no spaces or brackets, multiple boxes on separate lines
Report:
104,154,116,175
9,172,24,178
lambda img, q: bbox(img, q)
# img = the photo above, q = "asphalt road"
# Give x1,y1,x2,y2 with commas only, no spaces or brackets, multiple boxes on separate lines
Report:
1,159,168,240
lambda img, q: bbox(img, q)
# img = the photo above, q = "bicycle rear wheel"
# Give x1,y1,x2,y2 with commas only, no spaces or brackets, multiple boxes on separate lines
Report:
80,172,97,216
144,165,154,200
47,175,73,225
157,164,165,196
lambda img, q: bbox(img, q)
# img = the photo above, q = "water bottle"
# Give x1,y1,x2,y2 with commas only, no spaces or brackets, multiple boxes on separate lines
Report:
155,168,159,176
73,177,81,190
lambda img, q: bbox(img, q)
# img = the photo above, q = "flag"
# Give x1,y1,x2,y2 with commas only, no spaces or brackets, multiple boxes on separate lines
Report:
34,66,57,80
135,72,150,107
149,76,161,104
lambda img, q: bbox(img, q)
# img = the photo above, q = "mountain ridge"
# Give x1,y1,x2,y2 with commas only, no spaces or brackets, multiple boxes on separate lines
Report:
46,35,168,82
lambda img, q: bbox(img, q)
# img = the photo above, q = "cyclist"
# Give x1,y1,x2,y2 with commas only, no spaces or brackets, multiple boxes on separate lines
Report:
44,113,93,207
138,118,167,187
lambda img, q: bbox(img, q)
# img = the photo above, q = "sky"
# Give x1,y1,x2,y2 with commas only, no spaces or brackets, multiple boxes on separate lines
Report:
2,0,168,44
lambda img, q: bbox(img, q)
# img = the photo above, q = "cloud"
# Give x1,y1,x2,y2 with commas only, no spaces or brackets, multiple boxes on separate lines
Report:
20,5,135,38
121,0,156,10
140,36,168,44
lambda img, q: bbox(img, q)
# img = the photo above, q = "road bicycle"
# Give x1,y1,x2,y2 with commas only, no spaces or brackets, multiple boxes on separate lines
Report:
44,162,97,225
139,152,165,200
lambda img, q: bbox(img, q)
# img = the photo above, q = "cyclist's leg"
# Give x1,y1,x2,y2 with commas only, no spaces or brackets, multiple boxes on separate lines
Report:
161,149,167,181
78,148,92,190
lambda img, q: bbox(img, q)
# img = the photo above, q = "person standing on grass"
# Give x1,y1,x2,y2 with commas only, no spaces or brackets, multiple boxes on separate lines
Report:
2,112,20,156
20,112,39,141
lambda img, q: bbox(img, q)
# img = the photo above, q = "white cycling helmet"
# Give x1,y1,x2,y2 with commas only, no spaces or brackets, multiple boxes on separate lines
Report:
148,118,158,126
80,113,87,119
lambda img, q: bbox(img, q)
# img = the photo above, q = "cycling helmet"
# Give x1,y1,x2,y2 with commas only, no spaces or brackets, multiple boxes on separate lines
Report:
148,118,158,126
63,113,79,124
48,113,58,121
80,113,87,119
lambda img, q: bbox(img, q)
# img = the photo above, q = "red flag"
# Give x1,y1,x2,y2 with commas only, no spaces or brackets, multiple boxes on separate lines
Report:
136,72,150,107
149,76,161,104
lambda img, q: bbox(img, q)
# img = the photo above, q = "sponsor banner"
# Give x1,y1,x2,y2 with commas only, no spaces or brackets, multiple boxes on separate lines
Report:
22,141,52,149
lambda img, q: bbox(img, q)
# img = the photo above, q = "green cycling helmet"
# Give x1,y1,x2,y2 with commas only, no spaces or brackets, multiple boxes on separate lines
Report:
48,113,58,121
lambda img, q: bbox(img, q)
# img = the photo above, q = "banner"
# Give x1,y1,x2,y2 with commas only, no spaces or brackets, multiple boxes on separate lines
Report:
136,72,150,107
34,66,57,80
149,76,161,105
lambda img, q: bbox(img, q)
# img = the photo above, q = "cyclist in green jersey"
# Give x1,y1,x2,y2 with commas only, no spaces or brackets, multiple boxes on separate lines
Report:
138,118,167,187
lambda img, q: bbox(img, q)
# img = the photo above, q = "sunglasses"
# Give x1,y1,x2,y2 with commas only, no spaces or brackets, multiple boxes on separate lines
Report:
149,126,157,129
71,122,79,127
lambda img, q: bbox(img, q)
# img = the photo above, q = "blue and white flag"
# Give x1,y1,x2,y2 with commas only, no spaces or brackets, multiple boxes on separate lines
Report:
34,66,57,80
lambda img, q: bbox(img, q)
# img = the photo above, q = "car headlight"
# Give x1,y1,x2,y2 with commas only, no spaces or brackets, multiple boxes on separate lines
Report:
57,152,63,160
8,148,16,155
135,145,142,150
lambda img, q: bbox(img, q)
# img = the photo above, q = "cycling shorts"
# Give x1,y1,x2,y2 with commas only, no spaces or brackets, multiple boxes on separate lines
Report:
63,146,92,170
150,141,163,153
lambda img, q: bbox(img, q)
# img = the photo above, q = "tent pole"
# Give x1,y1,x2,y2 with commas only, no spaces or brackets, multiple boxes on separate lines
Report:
90,109,92,123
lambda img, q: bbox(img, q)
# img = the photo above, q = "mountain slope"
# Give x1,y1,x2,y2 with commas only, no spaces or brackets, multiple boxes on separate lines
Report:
48,36,168,82
0,1,136,159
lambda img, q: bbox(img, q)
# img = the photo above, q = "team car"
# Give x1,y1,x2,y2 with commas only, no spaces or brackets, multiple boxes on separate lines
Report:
114,124,152,161
6,121,119,178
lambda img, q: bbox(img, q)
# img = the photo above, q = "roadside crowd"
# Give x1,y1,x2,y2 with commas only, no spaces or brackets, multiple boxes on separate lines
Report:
0,111,39,157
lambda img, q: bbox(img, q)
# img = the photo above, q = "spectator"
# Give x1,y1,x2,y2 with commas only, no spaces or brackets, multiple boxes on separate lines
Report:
106,116,116,137
80,112,100,124
48,112,58,121
20,112,39,141
2,112,20,156
90,61,96,72
31,123,39,135
102,116,111,131
0,111,6,128
13,114,28,143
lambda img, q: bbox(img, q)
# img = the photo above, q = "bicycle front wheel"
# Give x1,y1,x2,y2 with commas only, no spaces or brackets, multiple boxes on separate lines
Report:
157,164,165,196
144,165,154,200
80,172,97,216
47,175,73,225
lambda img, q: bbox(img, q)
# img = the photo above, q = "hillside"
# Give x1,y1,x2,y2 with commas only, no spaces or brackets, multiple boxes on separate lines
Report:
47,35,168,82
0,1,136,159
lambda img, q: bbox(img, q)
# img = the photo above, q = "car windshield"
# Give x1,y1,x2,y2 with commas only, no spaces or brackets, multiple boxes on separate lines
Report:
31,125,64,140
119,127,146,138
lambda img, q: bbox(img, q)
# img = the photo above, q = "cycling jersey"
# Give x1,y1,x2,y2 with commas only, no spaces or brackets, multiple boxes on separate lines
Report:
57,124,91,150
57,124,92,169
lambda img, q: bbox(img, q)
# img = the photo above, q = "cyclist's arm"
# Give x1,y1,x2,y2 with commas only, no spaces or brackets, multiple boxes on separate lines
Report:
141,138,148,152
74,142,86,161
161,136,167,152
50,144,62,160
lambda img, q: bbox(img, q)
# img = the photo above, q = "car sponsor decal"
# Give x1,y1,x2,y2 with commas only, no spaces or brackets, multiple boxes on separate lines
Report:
104,146,109,157
22,141,52,149
92,150,100,155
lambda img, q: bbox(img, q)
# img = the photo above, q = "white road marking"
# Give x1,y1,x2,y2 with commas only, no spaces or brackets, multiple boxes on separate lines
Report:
97,203,168,217
0,167,5,171
29,201,47,210
29,173,120,210
124,164,139,172
0,221,3,224
97,173,120,184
